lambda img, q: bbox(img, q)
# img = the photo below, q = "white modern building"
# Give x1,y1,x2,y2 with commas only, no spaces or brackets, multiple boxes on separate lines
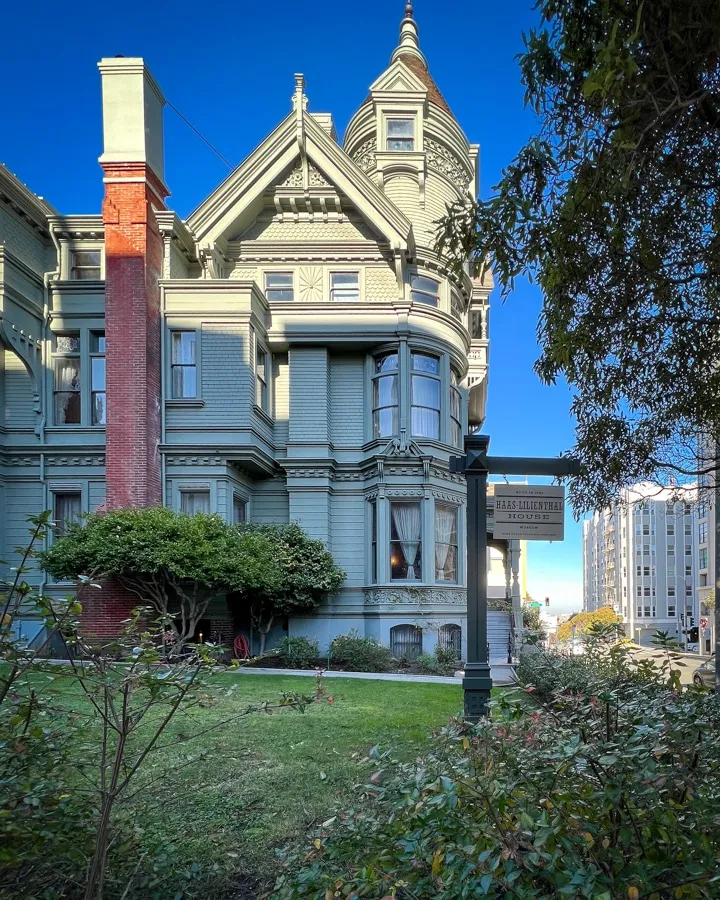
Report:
582,483,699,647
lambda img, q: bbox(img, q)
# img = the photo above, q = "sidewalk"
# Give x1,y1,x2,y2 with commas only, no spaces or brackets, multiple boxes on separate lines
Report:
37,659,517,686
232,663,517,686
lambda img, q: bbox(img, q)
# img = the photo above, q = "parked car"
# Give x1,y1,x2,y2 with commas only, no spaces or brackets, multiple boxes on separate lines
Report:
692,655,715,689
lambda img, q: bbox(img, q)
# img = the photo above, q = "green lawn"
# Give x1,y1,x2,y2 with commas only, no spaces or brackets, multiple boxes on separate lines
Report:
62,672,464,897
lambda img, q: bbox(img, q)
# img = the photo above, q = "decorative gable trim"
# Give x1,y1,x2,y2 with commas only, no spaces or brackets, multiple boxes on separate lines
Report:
186,107,414,257
369,59,428,100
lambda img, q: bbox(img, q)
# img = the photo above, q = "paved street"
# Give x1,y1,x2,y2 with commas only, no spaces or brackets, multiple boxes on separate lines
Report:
626,644,707,686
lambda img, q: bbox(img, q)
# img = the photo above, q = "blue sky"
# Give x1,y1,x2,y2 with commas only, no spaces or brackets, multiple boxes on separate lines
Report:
1,0,583,613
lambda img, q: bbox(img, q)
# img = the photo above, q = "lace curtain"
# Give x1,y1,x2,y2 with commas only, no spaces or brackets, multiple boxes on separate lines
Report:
392,503,421,579
435,506,456,579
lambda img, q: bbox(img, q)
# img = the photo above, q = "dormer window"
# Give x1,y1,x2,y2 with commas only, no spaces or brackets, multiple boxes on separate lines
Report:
386,118,414,151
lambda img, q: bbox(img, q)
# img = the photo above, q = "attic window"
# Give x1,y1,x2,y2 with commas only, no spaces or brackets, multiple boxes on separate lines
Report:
265,272,294,301
386,119,414,152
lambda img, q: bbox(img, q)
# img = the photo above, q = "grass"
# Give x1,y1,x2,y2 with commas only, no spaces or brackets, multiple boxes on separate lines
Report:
46,670,465,897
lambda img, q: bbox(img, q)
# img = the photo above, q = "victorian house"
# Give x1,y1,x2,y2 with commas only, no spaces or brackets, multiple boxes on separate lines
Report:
0,5,524,660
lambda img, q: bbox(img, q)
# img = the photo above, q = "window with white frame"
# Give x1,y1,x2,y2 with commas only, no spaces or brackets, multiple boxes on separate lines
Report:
233,495,247,524
256,344,269,411
53,334,81,424
435,503,458,582
70,249,101,280
370,499,377,584
700,547,708,569
265,272,294,301
386,118,414,151
171,332,197,398
644,605,651,617
410,274,440,306
450,370,462,447
372,352,399,438
699,521,708,543
667,522,674,534
411,352,440,439
668,604,676,617
330,272,359,301
668,585,676,596
53,492,81,533
686,585,693,596
90,332,106,425
180,490,210,516
390,501,422,580
450,290,464,321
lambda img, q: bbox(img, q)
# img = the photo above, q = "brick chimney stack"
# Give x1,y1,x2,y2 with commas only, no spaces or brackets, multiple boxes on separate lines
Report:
98,57,168,508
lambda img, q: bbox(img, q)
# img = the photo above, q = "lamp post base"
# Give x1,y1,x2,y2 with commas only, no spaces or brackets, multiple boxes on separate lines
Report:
462,664,493,722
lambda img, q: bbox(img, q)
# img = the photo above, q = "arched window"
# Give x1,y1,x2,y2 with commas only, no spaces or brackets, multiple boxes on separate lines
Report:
438,624,462,655
390,624,422,659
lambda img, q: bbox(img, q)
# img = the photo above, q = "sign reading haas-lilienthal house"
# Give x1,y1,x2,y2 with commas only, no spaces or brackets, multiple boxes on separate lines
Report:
492,484,565,541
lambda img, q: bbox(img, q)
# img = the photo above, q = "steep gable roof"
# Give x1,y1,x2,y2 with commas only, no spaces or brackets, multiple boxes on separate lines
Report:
186,111,414,254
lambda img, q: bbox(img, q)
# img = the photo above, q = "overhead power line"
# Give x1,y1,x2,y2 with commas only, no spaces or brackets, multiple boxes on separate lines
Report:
165,99,234,170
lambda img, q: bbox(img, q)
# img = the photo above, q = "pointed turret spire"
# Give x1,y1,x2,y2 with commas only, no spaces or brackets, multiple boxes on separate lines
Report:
391,1,427,66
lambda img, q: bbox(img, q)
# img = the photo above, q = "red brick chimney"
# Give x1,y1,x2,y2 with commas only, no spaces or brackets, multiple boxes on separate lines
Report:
98,58,168,508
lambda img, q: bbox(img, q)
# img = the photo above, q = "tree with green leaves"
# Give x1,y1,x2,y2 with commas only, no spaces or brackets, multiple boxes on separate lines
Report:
439,0,720,512
233,523,346,654
41,507,281,653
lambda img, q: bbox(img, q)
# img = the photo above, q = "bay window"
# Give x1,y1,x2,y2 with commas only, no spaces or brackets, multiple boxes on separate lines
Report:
370,500,377,584
372,352,399,438
90,332,106,425
53,334,81,424
410,275,440,306
181,491,210,515
450,370,462,447
390,501,422,580
233,495,247,524
256,345,269,411
435,503,458,582
411,352,440,439
54,492,81,533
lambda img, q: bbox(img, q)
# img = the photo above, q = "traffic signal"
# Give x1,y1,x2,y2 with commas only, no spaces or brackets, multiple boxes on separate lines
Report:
545,597,550,607
689,627,699,643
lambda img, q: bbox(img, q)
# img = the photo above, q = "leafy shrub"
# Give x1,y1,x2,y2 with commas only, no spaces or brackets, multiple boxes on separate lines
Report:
275,637,720,899
418,646,459,676
277,636,319,669
331,631,392,672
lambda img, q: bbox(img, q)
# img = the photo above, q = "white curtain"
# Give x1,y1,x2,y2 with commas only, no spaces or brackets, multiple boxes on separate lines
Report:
435,507,456,579
411,376,440,438
181,492,210,516
392,503,421,579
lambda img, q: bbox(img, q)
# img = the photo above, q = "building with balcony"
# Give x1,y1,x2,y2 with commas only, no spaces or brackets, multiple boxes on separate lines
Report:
582,483,698,647
0,6,523,659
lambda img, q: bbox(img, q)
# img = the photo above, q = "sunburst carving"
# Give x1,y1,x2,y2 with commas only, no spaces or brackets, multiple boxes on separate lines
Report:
299,267,324,302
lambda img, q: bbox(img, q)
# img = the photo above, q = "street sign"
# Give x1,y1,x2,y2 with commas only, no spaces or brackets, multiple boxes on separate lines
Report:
492,484,565,541
700,616,709,629
528,601,542,609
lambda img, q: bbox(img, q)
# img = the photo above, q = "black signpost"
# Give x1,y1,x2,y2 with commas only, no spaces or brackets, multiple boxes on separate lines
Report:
450,434,581,721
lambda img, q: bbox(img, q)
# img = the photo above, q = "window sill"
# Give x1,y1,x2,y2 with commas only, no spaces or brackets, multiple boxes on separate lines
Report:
253,405,274,427
166,399,205,409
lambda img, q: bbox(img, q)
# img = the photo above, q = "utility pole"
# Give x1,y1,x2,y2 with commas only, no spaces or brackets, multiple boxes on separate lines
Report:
451,434,581,721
